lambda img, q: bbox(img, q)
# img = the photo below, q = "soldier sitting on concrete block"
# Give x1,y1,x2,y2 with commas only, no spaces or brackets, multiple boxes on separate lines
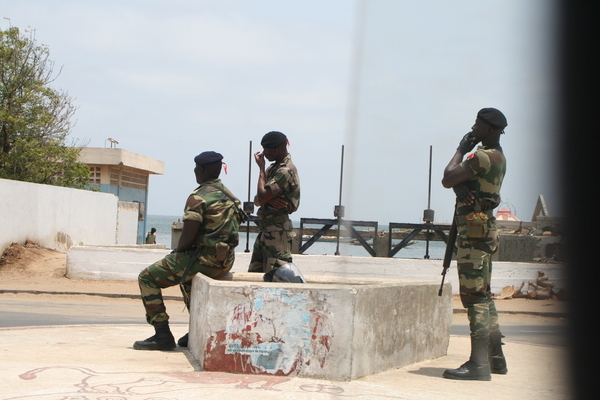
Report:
134,151,245,351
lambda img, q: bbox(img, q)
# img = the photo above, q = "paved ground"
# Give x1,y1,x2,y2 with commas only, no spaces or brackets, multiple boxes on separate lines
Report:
0,323,571,400
0,246,572,399
0,292,569,348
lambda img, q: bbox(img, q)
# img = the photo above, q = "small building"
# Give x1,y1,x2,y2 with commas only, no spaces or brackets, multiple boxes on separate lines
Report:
495,207,520,221
77,147,164,243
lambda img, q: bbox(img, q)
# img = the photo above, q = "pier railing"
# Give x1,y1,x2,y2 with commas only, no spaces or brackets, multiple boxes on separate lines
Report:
388,222,453,258
298,218,454,258
299,218,378,256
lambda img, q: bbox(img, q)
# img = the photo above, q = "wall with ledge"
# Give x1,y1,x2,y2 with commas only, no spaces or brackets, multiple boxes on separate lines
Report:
66,246,566,296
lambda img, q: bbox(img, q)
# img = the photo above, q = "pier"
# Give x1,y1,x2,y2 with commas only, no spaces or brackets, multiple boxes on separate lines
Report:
174,214,563,262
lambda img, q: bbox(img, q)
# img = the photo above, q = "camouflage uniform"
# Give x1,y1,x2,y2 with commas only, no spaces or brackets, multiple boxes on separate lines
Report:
145,232,156,244
455,145,506,337
138,179,242,325
248,154,300,273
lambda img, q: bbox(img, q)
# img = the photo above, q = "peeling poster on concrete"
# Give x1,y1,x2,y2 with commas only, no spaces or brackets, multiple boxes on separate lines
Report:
204,288,333,376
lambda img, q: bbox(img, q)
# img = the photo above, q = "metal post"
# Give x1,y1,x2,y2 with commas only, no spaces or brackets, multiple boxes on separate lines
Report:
244,141,252,252
335,145,345,256
424,145,433,259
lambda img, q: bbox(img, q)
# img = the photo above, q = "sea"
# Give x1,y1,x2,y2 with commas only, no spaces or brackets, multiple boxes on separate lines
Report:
146,215,447,259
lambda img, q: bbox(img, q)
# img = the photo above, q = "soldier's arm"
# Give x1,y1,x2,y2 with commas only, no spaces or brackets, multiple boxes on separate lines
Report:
176,194,203,252
175,220,201,252
442,149,474,188
254,167,275,206
253,151,275,206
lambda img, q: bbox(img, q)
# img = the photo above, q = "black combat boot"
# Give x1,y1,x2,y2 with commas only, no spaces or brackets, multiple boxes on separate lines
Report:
489,330,508,374
133,320,176,350
178,333,189,347
443,335,492,381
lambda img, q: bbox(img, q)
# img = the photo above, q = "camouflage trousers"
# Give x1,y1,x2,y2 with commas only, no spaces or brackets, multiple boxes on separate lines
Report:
248,218,294,273
456,218,500,337
138,247,234,325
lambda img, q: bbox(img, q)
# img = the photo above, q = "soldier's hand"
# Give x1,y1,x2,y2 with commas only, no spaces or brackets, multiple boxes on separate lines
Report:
269,197,289,209
457,132,478,155
453,182,475,205
254,151,266,169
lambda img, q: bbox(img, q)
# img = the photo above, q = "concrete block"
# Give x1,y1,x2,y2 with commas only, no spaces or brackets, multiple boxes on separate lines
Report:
171,221,183,250
373,231,390,257
66,245,168,281
188,273,452,381
497,235,537,262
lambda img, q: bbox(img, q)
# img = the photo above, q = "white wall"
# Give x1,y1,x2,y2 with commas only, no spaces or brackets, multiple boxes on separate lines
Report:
116,201,140,245
0,178,134,253
66,247,566,295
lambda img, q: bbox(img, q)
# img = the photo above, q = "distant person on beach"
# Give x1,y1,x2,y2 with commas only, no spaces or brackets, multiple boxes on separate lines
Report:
248,131,300,274
441,108,508,381
134,151,245,351
145,227,156,244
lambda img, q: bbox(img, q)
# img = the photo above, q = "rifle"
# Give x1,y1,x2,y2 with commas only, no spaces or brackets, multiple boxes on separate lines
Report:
438,204,458,296
179,246,201,309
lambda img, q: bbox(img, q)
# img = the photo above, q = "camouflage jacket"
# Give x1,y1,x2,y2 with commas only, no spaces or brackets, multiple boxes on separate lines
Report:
182,178,242,248
257,154,301,218
457,145,506,215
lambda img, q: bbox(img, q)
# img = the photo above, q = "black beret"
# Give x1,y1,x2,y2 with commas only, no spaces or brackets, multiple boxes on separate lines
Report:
477,108,508,130
194,151,223,165
261,131,287,148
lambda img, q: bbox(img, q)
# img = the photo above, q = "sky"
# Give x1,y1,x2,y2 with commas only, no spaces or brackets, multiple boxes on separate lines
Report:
3,0,560,225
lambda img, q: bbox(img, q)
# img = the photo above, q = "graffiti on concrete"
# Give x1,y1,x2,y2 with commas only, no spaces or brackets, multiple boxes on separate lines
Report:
204,288,333,376
9,366,412,399
11,366,292,399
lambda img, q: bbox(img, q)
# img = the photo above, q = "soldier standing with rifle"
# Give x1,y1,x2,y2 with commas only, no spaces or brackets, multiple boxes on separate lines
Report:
441,108,508,381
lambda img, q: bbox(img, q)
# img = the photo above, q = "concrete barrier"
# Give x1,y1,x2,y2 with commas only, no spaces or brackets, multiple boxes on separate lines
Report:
66,246,566,296
188,272,452,380
66,245,167,281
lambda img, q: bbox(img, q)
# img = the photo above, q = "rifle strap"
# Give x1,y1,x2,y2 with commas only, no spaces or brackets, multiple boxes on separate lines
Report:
180,246,200,283
205,183,249,223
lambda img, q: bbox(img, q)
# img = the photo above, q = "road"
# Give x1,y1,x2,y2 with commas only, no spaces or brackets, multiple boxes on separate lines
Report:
0,292,569,348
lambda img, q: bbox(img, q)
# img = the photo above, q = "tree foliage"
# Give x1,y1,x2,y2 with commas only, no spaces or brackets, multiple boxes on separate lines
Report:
0,23,89,188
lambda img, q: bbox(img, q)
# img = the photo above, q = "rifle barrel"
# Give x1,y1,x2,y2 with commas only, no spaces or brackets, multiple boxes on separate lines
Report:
438,206,458,296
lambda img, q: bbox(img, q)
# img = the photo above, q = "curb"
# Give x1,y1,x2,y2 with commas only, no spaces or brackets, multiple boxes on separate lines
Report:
0,289,181,302
1,289,569,318
451,307,568,318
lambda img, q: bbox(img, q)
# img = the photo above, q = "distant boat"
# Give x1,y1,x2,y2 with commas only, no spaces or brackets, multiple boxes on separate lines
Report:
389,240,417,247
302,235,354,243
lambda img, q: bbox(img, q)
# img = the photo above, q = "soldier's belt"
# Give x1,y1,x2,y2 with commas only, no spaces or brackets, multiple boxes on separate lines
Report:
190,243,231,263
258,213,290,228
189,245,215,255
458,208,494,218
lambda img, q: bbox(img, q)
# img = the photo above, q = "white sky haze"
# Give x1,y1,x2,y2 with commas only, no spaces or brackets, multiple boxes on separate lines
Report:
3,0,560,224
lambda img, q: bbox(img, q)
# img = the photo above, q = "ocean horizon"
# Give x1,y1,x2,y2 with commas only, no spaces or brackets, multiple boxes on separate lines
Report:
146,214,446,259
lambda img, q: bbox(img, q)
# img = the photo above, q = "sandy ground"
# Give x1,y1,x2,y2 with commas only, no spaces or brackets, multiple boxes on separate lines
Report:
0,241,154,296
0,241,67,280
